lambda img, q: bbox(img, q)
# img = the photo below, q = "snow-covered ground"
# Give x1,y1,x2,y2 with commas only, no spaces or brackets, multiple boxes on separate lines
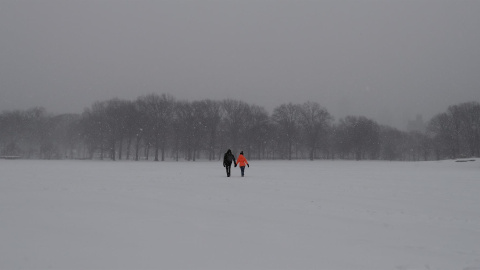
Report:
1,159,479,270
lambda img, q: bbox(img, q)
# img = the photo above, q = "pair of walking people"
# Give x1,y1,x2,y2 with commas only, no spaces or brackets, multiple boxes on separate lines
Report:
223,149,249,177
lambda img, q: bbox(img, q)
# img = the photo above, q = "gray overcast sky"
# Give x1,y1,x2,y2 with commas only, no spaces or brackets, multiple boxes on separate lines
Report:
1,0,479,128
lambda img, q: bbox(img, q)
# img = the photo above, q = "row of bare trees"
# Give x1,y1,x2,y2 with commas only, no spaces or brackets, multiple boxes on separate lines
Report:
1,95,479,161
428,101,480,159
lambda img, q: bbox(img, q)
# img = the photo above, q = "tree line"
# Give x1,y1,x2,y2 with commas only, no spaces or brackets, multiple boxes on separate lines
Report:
1,94,479,161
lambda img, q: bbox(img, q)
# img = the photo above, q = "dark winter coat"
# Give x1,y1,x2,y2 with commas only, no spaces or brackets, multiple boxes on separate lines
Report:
223,149,236,167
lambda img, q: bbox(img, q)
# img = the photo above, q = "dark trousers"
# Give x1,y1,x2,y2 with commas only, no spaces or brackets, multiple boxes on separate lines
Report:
240,166,245,177
225,165,232,177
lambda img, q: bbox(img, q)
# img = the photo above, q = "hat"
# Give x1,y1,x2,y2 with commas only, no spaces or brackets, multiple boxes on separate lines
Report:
240,151,244,155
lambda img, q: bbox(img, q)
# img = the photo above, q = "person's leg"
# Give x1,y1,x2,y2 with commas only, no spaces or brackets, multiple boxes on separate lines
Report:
226,165,231,177
240,166,245,177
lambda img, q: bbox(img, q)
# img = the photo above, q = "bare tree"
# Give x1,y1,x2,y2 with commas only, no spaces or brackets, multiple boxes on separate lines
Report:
428,112,458,159
221,99,251,154
429,101,480,159
297,102,332,160
336,116,380,160
379,125,405,161
49,114,81,159
136,94,175,161
0,110,26,157
448,102,480,157
246,105,270,160
174,100,206,161
202,100,222,160
81,103,104,159
272,103,300,160
82,100,118,160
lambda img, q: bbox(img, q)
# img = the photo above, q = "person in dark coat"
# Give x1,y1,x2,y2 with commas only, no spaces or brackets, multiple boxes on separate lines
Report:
223,149,236,177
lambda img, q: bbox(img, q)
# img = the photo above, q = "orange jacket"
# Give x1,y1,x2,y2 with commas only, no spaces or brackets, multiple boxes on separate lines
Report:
236,154,248,167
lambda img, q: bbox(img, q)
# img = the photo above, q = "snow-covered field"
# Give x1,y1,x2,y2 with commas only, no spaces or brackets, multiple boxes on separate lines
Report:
1,159,479,270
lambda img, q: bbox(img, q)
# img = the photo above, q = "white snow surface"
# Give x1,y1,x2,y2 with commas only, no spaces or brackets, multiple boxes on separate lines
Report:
1,159,479,270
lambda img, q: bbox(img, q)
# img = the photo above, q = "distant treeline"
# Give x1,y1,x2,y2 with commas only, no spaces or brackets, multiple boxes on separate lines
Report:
1,94,479,161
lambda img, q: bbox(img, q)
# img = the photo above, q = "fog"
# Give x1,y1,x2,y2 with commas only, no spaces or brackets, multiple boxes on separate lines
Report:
1,0,479,129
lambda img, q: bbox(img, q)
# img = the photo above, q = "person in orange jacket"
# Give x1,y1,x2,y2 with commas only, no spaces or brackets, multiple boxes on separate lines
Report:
236,151,249,177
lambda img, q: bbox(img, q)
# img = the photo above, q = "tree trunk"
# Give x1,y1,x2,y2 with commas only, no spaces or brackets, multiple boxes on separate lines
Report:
118,137,123,160
134,136,141,161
